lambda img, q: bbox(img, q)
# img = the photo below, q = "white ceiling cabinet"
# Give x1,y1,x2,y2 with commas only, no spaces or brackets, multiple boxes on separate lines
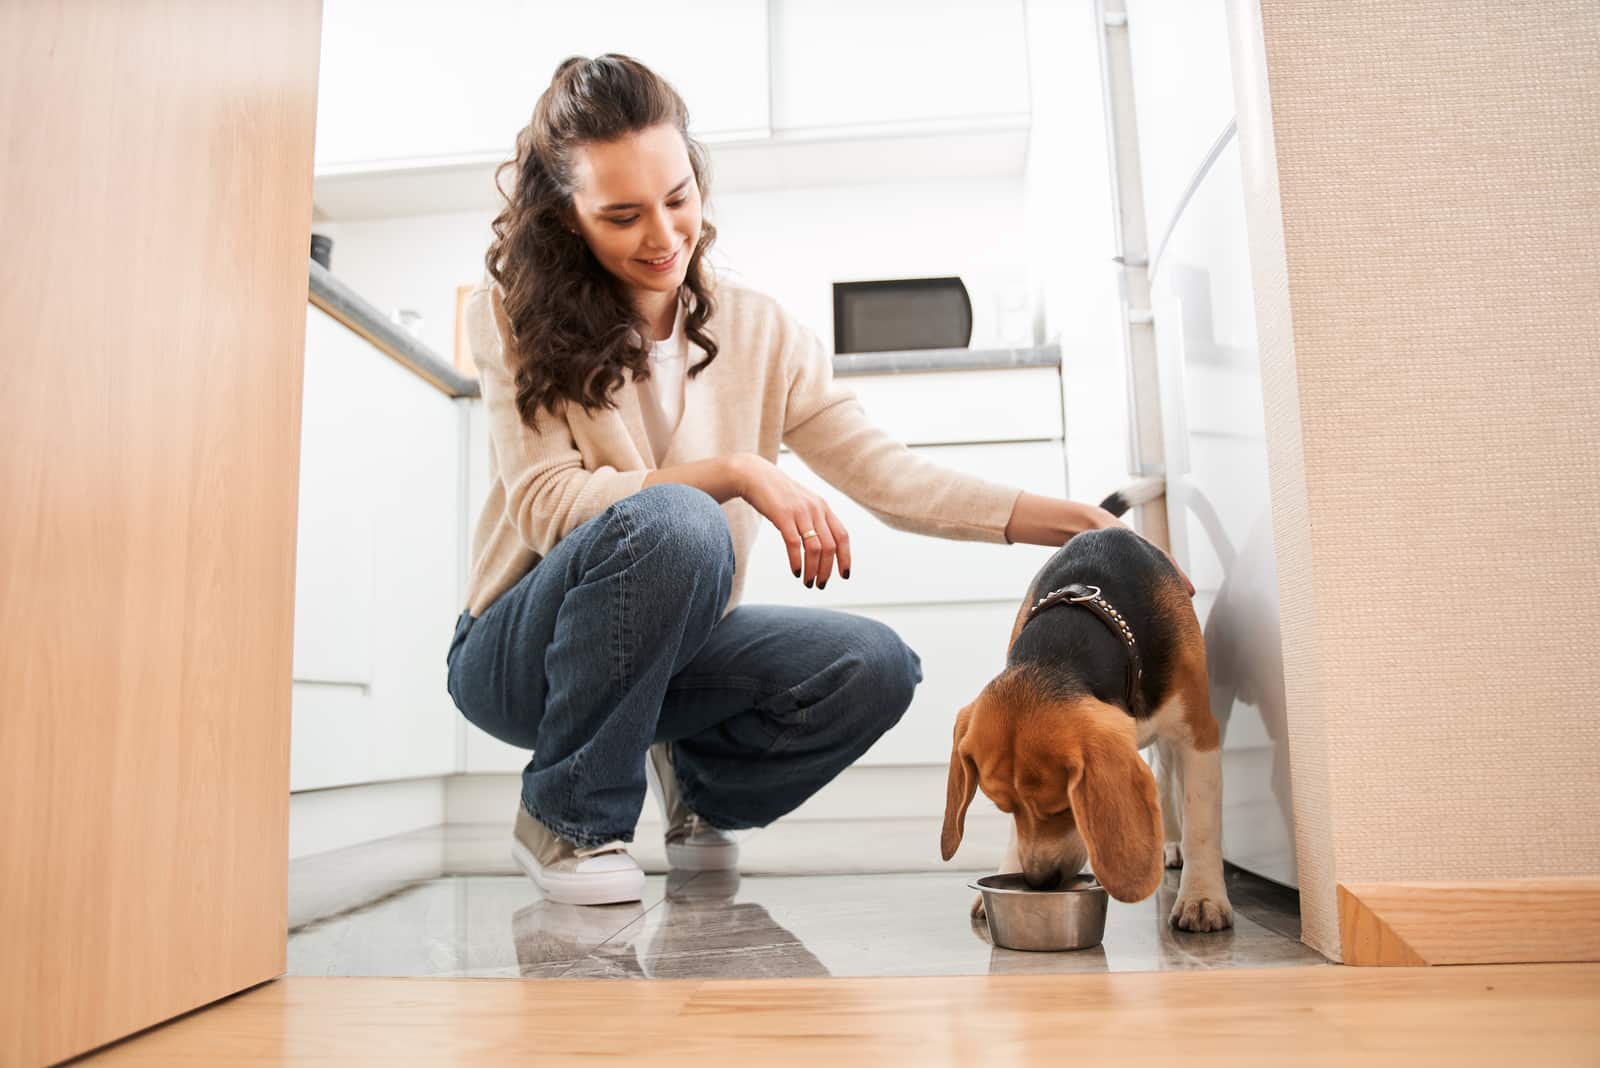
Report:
314,0,771,172
770,0,1029,131
311,0,1032,216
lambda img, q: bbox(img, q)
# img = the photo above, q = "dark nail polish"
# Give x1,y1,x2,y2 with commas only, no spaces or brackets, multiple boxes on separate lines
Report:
793,567,801,577
818,580,827,590
842,569,850,580
806,578,814,588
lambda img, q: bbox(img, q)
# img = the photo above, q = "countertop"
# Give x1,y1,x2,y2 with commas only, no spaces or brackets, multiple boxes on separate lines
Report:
309,260,480,398
307,261,1061,397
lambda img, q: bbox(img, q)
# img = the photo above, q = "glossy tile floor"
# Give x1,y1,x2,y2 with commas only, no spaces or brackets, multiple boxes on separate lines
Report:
288,820,1324,979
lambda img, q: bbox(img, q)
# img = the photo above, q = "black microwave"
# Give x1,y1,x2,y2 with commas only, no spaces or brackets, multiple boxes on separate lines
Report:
832,277,973,354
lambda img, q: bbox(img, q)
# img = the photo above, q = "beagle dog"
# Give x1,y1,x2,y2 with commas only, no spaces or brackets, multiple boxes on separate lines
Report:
941,483,1234,932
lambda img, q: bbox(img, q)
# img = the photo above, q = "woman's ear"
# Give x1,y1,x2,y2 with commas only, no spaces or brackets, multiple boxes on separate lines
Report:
1066,710,1164,902
940,701,979,861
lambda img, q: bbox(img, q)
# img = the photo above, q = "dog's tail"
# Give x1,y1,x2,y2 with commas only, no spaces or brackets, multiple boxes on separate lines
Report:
1097,477,1165,518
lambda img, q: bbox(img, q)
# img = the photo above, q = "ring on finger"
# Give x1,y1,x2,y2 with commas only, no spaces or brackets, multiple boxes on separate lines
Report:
801,529,820,540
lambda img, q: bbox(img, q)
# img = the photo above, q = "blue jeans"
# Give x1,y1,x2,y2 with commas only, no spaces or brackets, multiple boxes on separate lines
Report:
445,484,923,848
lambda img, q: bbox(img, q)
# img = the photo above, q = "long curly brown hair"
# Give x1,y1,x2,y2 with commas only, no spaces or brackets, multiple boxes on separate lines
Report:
485,54,719,429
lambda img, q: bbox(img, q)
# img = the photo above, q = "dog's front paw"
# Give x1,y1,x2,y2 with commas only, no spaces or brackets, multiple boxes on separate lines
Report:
970,893,987,921
1164,842,1184,869
1170,893,1233,932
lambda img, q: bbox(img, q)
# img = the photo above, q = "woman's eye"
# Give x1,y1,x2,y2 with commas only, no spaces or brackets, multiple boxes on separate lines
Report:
605,197,685,227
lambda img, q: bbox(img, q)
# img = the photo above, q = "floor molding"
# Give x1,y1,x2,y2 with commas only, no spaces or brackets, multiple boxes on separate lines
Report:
1337,877,1600,966
288,778,447,859
290,766,991,856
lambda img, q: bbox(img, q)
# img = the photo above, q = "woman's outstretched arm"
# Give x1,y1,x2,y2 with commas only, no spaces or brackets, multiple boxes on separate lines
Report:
1001,491,1120,546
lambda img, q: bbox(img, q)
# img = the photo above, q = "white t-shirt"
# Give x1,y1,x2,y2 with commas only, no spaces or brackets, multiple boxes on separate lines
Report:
635,299,687,461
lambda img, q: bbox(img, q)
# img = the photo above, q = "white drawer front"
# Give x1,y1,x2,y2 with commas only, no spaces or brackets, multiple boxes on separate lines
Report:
294,310,377,686
838,366,1062,446
742,441,1062,608
292,308,461,791
853,601,1019,766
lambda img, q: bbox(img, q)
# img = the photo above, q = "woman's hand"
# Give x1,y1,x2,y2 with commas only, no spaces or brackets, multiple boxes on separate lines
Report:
731,453,851,589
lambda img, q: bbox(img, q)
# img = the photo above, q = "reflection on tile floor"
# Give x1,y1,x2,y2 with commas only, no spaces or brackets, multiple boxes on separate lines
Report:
288,822,1325,979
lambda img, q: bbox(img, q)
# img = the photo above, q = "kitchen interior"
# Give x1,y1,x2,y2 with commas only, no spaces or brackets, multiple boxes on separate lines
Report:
288,0,1310,980
9,0,1598,1061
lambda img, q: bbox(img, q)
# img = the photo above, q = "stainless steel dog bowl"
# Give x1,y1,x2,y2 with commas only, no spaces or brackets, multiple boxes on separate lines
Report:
971,873,1109,951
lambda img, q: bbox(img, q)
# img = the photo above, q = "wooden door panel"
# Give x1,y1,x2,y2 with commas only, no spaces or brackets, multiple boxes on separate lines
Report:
0,2,322,1063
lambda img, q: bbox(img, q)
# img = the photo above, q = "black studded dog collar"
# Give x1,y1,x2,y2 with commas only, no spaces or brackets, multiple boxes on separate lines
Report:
1024,582,1144,717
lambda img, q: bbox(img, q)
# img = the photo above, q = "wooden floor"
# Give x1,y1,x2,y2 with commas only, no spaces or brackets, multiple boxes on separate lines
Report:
81,963,1599,1065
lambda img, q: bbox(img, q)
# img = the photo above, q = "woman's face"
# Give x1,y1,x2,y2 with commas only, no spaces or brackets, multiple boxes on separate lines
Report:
568,123,702,308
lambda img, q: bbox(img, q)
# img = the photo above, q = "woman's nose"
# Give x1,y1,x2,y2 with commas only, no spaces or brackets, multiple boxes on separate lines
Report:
645,208,674,250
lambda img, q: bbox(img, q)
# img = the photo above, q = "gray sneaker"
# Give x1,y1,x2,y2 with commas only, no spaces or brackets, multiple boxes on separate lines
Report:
645,742,740,871
511,806,644,906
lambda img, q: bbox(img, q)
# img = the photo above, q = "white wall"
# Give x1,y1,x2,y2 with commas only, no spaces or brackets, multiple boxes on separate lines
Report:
708,177,1029,350
312,210,494,365
1230,0,1600,958
313,175,1032,359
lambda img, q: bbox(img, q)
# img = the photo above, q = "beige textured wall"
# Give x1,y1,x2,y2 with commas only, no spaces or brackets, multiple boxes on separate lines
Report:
1227,0,1600,958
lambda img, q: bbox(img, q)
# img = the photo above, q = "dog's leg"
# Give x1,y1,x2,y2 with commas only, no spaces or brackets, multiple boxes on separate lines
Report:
1170,736,1233,932
972,824,1022,921
1156,738,1185,869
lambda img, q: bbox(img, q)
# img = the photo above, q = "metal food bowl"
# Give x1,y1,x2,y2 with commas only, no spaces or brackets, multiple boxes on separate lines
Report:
971,873,1109,951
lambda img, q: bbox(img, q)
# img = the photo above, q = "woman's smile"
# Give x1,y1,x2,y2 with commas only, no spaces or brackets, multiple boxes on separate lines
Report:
637,248,680,272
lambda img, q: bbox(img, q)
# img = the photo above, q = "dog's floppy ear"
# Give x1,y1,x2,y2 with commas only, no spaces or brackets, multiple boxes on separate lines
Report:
940,701,980,861
1066,709,1164,902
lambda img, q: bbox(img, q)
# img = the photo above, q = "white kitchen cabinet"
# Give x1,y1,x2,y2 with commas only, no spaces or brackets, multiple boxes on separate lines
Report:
312,0,1035,219
294,310,378,687
851,601,1023,765
770,0,1030,131
844,366,1062,446
314,0,770,171
290,307,462,791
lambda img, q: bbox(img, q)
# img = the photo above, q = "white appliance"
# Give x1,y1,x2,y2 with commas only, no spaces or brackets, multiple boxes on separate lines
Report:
1149,122,1297,887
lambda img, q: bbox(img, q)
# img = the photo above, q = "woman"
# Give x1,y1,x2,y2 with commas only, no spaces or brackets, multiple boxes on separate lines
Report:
446,54,1189,907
